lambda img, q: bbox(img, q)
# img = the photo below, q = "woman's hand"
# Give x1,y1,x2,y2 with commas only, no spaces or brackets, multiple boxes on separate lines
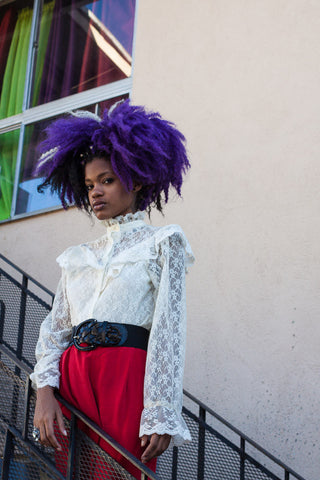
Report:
33,385,67,451
140,433,171,463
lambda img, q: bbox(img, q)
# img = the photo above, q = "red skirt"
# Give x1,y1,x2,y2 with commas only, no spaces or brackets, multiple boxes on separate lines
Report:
56,344,156,479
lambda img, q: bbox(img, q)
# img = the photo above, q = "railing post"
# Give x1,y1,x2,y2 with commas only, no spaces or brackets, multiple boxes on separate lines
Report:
172,446,178,480
9,275,28,426
22,377,33,440
17,274,28,360
285,470,290,480
197,406,206,480
66,412,77,480
0,300,5,339
1,429,14,480
240,437,245,480
0,299,5,360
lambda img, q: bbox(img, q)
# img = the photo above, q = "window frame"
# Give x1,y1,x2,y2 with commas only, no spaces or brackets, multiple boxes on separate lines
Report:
0,0,138,224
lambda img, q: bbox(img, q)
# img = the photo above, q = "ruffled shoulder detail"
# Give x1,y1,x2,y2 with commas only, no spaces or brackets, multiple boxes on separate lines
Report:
56,223,194,274
106,224,194,272
56,244,100,271
153,224,195,271
56,232,115,271
56,214,146,272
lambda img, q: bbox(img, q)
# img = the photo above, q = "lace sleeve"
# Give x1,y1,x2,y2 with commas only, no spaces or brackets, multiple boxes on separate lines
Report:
140,232,192,446
30,270,72,389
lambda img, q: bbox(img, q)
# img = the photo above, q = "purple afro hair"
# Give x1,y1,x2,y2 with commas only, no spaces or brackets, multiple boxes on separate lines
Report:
36,100,190,213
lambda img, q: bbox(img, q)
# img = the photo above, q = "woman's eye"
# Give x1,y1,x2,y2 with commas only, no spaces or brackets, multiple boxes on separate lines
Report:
85,184,93,191
103,177,114,184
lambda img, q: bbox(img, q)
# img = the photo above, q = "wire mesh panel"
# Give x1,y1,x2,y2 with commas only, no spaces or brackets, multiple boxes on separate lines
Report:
0,357,27,433
0,420,6,458
203,429,240,480
0,430,61,480
0,452,34,480
0,270,52,368
244,458,280,480
0,273,24,353
74,430,136,480
176,414,200,480
155,446,174,480
22,294,51,367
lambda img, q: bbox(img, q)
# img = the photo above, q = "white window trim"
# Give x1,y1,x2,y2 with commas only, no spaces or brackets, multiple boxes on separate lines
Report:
0,78,133,134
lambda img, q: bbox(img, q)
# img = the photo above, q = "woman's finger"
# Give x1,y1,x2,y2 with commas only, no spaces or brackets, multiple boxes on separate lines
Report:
39,423,47,445
44,419,62,451
140,434,150,448
56,405,67,437
141,433,171,463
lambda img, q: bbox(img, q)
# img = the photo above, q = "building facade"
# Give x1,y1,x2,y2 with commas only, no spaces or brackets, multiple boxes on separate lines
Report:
1,1,320,479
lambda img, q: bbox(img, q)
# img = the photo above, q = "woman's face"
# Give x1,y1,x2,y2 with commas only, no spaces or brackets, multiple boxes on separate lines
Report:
85,157,139,220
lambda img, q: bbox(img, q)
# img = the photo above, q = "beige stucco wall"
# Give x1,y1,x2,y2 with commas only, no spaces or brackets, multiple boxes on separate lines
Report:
1,1,320,478
132,1,320,479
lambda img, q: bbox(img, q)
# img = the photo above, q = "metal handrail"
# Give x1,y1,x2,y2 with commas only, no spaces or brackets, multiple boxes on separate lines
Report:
183,389,307,480
0,253,55,298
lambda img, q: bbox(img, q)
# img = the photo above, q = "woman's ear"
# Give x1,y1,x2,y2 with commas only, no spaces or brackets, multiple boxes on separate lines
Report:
132,184,142,192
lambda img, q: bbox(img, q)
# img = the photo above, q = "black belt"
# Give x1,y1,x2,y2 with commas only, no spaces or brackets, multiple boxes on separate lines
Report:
69,319,149,352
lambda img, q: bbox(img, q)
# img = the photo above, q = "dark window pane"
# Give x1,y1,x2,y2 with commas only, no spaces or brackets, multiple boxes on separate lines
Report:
33,0,136,106
15,119,61,215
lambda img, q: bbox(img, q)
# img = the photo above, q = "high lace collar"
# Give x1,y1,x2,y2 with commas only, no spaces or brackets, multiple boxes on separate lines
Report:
100,211,145,228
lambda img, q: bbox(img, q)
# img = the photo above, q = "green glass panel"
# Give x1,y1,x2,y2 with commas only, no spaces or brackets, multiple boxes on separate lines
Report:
0,130,20,220
32,1,55,106
0,8,33,119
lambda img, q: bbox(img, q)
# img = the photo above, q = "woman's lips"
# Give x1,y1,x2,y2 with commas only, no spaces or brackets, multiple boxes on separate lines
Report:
92,202,106,211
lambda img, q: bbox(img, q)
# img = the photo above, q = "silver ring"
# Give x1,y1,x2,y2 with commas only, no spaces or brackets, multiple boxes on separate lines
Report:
32,427,40,442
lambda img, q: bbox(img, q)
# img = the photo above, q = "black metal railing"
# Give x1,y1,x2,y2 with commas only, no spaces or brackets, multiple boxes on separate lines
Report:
0,253,308,480
0,253,54,370
167,390,307,480
0,342,159,480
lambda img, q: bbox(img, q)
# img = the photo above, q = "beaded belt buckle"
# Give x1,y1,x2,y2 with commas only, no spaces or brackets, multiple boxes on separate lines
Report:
72,319,128,351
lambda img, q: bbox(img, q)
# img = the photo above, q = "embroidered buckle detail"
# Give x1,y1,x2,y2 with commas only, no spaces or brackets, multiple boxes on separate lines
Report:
73,319,128,351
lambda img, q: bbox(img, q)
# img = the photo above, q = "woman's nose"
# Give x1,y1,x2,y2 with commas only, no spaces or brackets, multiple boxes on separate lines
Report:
91,185,103,197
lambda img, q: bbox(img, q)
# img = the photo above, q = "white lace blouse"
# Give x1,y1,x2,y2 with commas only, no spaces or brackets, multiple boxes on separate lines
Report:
30,211,194,446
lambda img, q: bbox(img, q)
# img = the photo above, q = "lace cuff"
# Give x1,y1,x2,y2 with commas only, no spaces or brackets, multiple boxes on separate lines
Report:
139,405,191,446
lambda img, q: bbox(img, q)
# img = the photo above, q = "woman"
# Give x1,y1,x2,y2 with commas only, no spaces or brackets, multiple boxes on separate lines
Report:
31,101,194,478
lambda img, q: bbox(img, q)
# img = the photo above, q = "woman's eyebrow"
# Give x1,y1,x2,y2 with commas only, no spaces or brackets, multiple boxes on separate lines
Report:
84,170,114,182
